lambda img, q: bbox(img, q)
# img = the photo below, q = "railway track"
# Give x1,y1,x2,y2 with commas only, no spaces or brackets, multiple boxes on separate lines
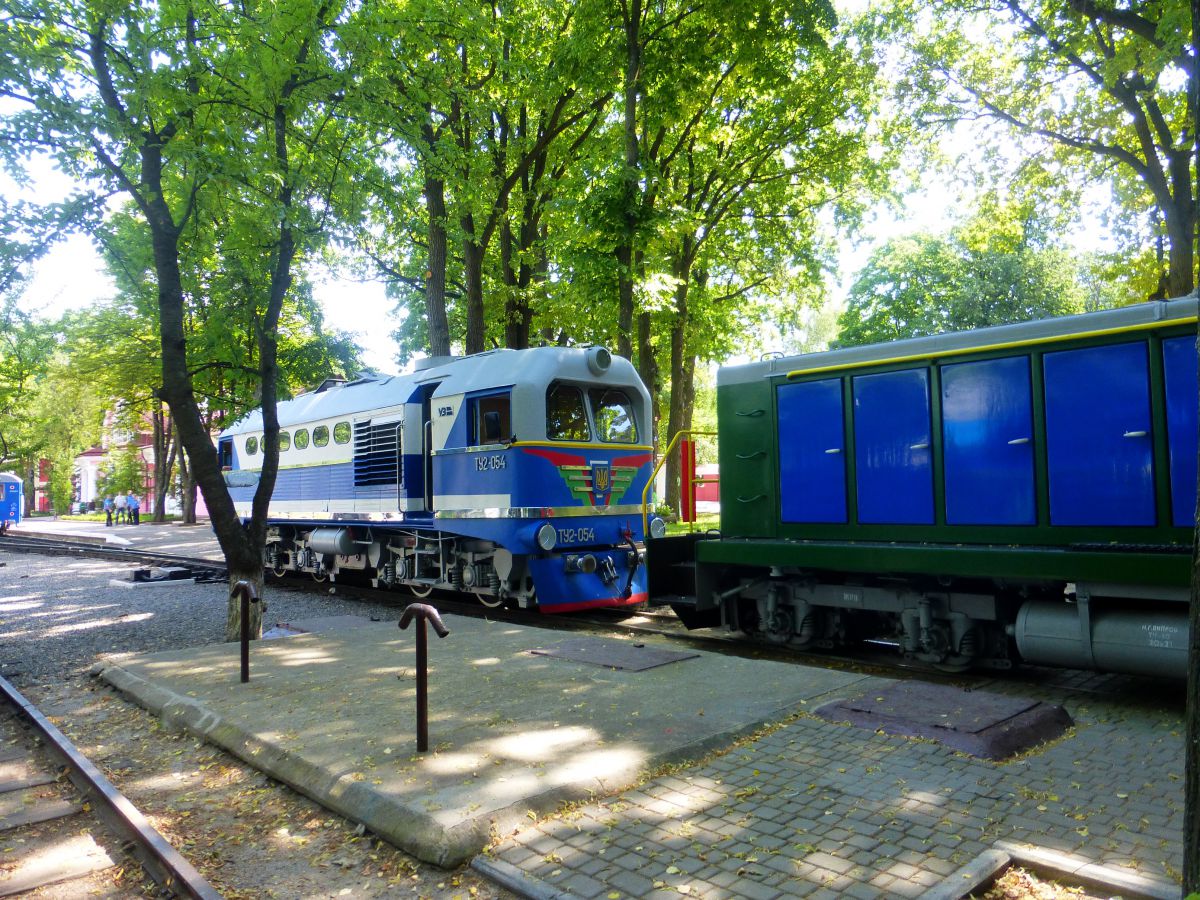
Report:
0,533,226,579
0,677,219,898
0,532,1160,699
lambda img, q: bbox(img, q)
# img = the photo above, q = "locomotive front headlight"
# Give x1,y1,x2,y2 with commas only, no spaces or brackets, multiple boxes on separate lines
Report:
649,516,667,539
534,522,557,551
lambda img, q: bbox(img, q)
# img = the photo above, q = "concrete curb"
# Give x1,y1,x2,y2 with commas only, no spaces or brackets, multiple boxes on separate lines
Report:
471,856,578,900
98,663,487,868
923,841,1181,900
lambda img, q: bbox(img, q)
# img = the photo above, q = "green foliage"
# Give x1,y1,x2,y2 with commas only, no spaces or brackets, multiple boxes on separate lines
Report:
100,443,146,497
897,0,1197,295
837,200,1089,346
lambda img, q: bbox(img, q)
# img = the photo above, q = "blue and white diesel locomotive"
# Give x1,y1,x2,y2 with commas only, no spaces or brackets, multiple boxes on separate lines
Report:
218,346,659,612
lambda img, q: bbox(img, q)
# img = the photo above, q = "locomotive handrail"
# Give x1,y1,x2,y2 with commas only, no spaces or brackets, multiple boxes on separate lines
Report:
641,429,717,537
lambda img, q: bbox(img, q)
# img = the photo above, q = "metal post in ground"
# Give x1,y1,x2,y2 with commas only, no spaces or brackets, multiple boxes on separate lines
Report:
399,603,450,752
232,581,260,684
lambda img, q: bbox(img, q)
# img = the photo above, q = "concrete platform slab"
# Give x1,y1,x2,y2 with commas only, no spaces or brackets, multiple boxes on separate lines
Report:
97,614,868,867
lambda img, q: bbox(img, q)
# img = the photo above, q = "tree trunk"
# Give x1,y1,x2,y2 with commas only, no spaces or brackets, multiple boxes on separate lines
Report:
615,0,642,359
151,401,176,522
424,168,451,356
1164,192,1196,297
178,434,197,525
462,221,486,354
663,251,691,514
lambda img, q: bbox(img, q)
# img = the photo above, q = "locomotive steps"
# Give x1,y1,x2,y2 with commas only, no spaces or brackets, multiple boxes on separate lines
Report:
95,614,868,867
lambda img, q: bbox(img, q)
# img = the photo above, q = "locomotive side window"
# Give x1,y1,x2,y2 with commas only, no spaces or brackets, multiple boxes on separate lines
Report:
278,431,291,452
313,425,329,447
589,388,637,443
546,383,590,441
245,436,259,456
294,428,310,450
473,393,511,445
333,422,351,444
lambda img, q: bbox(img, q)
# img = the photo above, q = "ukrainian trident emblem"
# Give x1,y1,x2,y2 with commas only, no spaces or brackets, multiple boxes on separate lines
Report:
590,460,612,502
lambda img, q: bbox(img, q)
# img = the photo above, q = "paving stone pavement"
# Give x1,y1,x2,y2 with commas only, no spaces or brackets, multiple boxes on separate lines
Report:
484,675,1184,898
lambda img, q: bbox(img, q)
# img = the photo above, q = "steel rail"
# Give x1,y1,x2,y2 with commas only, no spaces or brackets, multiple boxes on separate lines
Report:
0,533,226,577
0,676,223,899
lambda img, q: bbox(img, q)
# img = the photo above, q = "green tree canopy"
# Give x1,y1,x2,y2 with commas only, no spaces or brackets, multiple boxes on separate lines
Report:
899,0,1196,296
837,199,1089,346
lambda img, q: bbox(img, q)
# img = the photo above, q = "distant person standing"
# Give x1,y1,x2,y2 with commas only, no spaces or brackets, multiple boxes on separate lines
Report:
102,496,114,527
127,492,140,525
114,493,127,524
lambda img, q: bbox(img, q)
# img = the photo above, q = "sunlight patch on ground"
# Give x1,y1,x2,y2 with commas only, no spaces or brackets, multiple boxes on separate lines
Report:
43,611,153,636
487,726,598,762
0,597,43,610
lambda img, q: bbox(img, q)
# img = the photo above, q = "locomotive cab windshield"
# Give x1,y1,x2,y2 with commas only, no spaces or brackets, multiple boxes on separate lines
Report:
545,382,639,443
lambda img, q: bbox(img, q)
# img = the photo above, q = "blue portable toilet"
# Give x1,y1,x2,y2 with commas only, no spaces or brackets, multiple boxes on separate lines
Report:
0,473,22,532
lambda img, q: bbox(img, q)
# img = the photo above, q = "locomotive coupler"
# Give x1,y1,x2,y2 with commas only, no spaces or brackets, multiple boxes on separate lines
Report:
598,556,618,586
399,603,450,753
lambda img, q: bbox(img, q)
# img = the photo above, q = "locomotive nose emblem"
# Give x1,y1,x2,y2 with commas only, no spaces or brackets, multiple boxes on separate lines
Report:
591,461,612,499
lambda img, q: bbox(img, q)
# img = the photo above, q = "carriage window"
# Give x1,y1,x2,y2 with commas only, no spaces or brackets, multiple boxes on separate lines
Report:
278,431,291,452
547,383,590,441
589,388,637,443
333,422,351,444
473,393,511,445
245,436,259,456
313,425,329,447
294,428,310,450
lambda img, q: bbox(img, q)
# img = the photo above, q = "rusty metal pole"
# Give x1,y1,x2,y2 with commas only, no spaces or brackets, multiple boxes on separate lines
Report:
399,603,450,752
232,581,259,684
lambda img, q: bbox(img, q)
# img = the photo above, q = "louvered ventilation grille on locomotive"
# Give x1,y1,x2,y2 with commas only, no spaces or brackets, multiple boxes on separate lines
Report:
353,421,401,487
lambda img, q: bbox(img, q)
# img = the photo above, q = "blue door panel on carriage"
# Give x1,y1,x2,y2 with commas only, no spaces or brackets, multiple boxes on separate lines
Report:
1163,335,1199,527
1043,341,1155,526
941,355,1037,526
851,368,934,525
777,378,848,523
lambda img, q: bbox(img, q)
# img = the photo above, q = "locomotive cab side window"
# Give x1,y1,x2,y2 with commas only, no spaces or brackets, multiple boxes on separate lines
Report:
333,422,351,444
472,392,511,445
546,383,591,441
245,436,259,456
294,428,310,450
313,425,329,447
590,388,637,443
278,431,291,452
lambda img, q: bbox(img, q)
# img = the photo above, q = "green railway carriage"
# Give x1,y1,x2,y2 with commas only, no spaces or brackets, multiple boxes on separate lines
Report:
653,296,1199,678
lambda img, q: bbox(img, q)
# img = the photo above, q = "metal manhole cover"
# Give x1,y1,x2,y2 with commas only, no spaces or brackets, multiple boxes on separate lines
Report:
817,681,1073,760
529,638,699,671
